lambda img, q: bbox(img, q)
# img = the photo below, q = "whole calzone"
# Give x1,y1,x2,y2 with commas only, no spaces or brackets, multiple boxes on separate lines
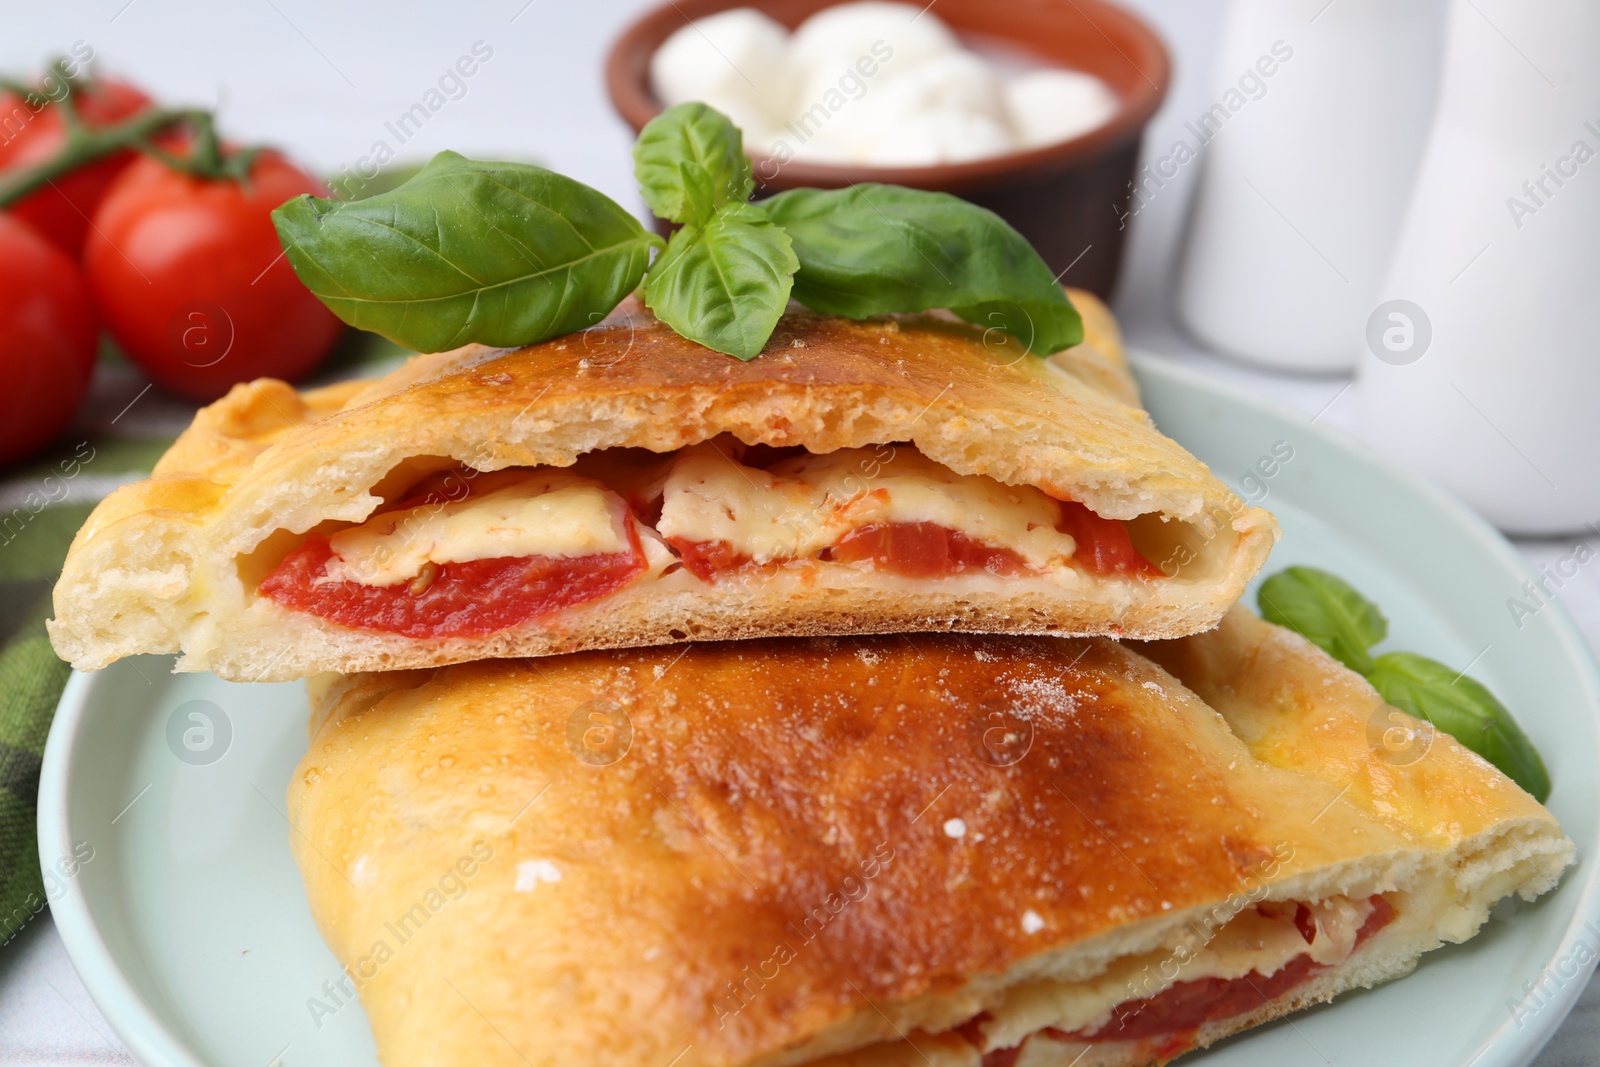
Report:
286,608,1570,1067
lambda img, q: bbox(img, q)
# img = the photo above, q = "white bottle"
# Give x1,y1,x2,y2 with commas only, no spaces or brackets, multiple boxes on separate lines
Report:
1357,0,1600,535
1174,0,1445,372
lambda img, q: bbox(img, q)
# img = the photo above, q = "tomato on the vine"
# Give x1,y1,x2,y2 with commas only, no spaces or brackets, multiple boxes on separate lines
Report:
0,77,152,256
84,148,344,401
0,215,97,466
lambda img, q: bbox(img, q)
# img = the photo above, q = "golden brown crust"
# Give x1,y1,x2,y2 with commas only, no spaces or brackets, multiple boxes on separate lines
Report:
1128,606,1551,847
287,616,1569,1067
1045,288,1137,408
48,291,1278,680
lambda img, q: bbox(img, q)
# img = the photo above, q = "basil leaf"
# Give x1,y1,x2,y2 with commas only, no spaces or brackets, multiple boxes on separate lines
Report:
272,150,661,354
762,184,1084,355
1257,565,1553,800
1257,566,1388,674
1367,652,1551,801
633,102,753,226
679,161,716,227
643,201,797,360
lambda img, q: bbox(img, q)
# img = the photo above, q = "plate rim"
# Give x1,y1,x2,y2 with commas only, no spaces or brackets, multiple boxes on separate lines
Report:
1129,352,1600,1067
36,353,1600,1067
39,661,211,1067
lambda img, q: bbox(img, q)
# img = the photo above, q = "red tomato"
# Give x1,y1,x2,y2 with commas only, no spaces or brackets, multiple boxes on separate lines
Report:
666,523,1030,581
259,533,649,638
0,215,97,466
831,522,1030,578
0,78,153,256
1054,896,1395,1045
1056,502,1161,577
665,537,751,581
84,149,344,401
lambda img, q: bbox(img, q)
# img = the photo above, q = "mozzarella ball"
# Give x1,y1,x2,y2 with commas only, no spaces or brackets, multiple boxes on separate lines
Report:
647,1,1113,170
865,110,1017,166
848,52,1014,164
777,51,1006,164
696,90,785,159
789,2,957,95
649,8,792,120
863,50,1008,126
1005,69,1119,148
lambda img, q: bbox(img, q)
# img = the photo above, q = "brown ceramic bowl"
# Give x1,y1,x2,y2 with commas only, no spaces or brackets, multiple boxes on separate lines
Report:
606,0,1170,298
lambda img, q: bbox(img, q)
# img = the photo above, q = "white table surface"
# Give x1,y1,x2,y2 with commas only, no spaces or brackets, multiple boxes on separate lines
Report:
2,1,1597,1064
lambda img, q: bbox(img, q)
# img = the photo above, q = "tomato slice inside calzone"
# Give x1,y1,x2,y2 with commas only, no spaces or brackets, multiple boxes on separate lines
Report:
257,443,1164,640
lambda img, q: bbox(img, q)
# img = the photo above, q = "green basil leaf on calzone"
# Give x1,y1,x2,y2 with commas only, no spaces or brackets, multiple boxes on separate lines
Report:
272,150,661,353
763,184,1084,355
643,201,796,360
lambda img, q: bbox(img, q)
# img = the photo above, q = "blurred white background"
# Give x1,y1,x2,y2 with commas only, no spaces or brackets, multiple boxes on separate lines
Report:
1,2,655,204
0,0,1333,406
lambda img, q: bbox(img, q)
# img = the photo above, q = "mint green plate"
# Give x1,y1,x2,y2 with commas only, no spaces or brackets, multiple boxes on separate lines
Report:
38,355,1600,1067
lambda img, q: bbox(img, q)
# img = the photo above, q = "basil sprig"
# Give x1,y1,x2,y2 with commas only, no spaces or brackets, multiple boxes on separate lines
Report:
629,106,1079,358
1256,566,1387,674
274,104,1083,360
633,104,796,358
644,202,797,360
764,184,1084,355
272,151,661,353
1258,566,1551,800
633,101,753,226
1365,653,1550,801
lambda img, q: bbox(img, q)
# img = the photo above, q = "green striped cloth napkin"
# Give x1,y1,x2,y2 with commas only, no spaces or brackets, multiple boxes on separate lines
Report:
0,333,405,947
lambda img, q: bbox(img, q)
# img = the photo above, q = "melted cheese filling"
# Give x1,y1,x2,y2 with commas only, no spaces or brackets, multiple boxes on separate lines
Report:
974,895,1378,1050
312,445,1094,590
655,446,1077,568
321,473,631,588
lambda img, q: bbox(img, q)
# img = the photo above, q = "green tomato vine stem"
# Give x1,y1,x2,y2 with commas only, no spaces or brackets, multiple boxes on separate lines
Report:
0,60,261,210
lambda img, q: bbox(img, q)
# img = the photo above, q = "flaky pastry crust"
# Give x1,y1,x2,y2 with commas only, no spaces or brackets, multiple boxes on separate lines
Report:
49,291,1276,681
286,611,1569,1067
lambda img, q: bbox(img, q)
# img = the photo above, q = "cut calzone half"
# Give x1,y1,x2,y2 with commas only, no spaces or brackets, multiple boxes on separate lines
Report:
287,607,1570,1067
48,291,1274,681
